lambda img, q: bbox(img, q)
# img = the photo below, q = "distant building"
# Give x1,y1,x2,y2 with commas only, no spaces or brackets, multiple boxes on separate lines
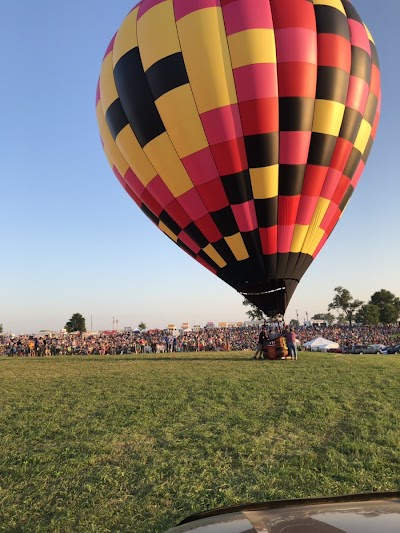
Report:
167,324,180,336
244,320,265,327
304,320,328,327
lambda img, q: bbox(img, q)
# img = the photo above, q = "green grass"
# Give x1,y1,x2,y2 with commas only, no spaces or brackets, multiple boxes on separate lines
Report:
0,352,399,532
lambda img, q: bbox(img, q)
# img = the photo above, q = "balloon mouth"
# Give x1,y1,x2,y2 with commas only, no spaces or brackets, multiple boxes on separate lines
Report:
216,254,312,315
240,286,285,297
234,279,298,316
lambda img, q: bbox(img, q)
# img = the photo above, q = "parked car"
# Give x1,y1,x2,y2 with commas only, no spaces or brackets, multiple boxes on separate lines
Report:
342,345,370,354
384,344,400,354
367,344,387,354
342,345,353,354
342,344,387,354
354,345,370,354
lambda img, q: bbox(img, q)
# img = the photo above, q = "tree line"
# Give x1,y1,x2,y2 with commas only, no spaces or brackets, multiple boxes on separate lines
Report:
314,287,400,327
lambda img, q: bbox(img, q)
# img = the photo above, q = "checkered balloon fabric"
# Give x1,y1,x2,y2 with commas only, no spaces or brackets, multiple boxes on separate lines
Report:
96,0,381,315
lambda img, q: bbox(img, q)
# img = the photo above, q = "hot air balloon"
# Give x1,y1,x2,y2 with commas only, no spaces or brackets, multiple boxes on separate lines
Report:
96,0,381,316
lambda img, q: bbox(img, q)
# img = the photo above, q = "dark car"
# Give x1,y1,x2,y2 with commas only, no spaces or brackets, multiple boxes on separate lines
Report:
385,344,400,354
353,345,369,354
342,346,353,354
342,345,369,354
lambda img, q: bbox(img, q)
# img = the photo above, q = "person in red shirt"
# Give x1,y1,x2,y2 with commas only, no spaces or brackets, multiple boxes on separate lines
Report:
284,326,298,360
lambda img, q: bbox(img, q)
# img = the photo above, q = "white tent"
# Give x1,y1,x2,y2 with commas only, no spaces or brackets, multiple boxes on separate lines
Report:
302,337,339,351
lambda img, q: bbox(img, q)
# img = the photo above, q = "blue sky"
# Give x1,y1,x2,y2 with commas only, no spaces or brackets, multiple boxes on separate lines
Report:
1,1,399,334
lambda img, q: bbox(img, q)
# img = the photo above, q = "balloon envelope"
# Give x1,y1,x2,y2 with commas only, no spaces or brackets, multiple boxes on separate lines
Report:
96,0,381,315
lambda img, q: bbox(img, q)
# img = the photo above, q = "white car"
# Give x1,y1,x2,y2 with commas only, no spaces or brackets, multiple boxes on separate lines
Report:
368,344,386,354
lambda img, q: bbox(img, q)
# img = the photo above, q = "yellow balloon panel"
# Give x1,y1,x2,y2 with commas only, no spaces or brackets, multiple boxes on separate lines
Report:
177,8,237,113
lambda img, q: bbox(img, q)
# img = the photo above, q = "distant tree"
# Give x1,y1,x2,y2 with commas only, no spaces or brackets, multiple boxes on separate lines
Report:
380,303,399,325
290,319,300,327
242,298,267,321
138,322,146,331
369,289,400,324
336,313,348,325
311,313,335,325
268,313,284,325
0,324,3,334
65,313,86,333
328,287,363,328
355,304,380,325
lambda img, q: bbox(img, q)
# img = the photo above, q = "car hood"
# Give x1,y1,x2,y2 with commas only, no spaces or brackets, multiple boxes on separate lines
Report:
166,492,400,533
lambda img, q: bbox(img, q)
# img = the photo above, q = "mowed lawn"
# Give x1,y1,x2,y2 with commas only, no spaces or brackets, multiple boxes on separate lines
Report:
0,352,399,533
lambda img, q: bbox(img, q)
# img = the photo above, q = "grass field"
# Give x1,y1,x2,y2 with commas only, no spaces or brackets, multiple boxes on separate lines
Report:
0,352,399,532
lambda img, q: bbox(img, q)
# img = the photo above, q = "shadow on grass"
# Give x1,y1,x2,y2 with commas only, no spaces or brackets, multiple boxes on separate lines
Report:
0,354,298,364
81,355,250,363
76,355,296,363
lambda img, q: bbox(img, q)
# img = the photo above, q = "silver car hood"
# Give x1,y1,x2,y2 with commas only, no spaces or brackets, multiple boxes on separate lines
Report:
166,492,400,533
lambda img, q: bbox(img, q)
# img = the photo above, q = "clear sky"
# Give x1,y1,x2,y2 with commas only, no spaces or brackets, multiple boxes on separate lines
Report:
1,1,399,334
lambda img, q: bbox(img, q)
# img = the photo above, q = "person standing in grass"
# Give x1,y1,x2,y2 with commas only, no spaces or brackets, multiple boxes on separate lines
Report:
284,326,298,360
253,325,267,359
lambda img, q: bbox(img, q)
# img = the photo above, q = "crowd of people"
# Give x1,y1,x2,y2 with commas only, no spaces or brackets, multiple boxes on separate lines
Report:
295,324,400,348
1,323,400,357
0,327,256,356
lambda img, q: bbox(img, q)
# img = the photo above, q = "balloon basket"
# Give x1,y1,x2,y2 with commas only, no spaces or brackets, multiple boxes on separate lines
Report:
263,338,289,360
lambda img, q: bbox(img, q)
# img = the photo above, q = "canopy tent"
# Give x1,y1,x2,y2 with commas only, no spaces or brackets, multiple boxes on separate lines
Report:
302,337,339,351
